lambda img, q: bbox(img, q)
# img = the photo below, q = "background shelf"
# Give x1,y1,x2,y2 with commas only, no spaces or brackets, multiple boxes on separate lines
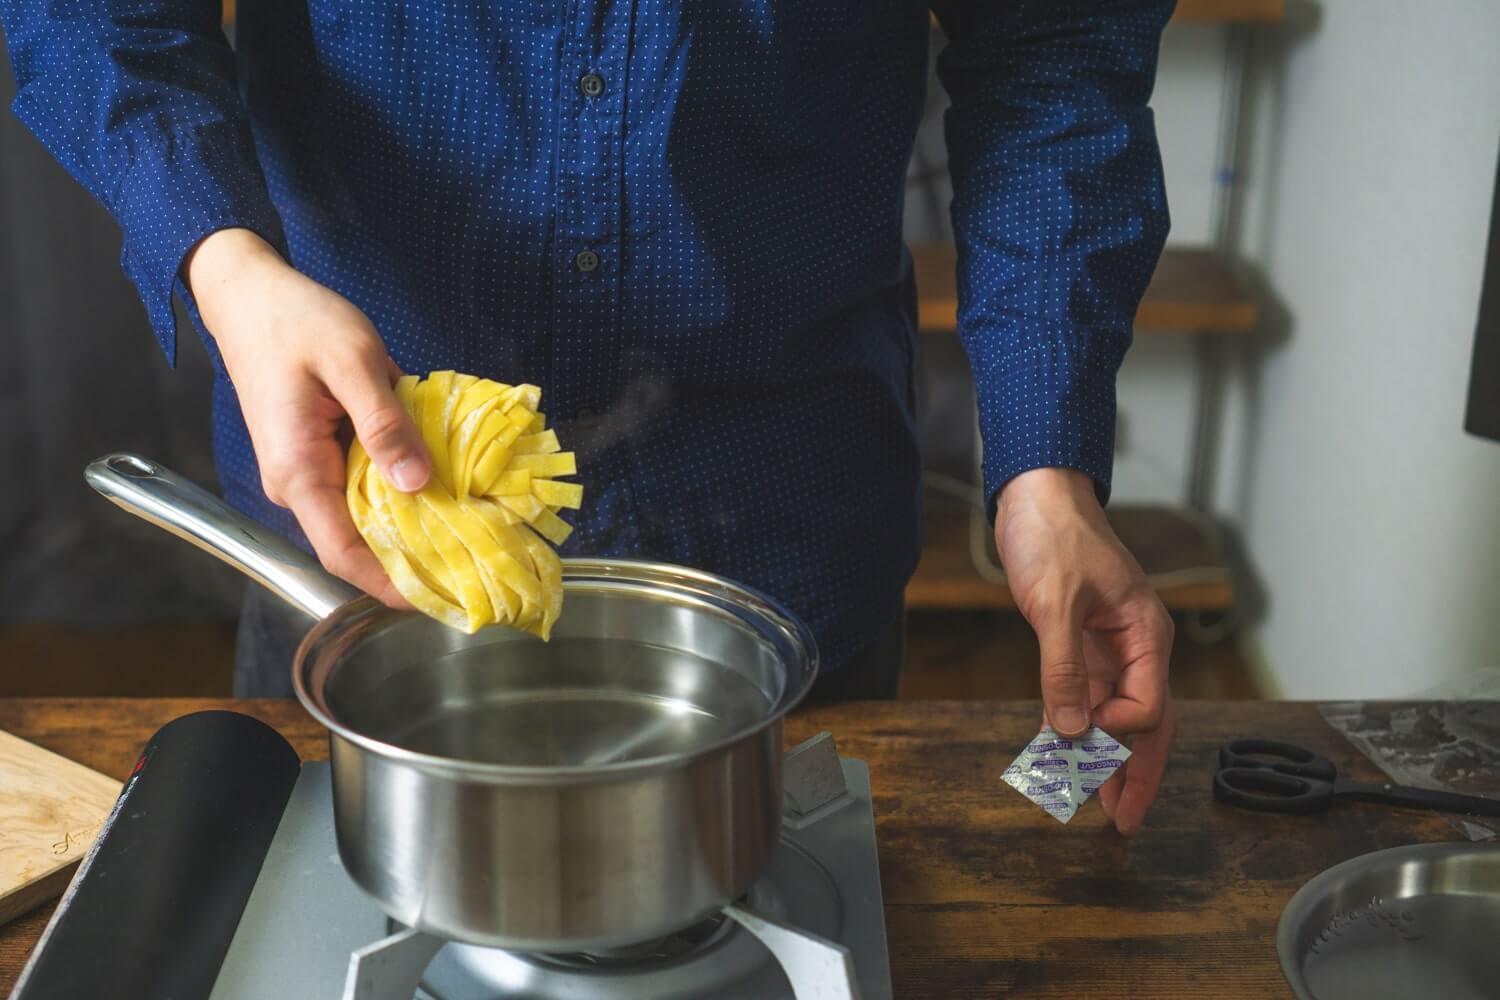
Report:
1172,0,1286,22
928,1,1285,33
912,244,1259,336
907,498,1235,612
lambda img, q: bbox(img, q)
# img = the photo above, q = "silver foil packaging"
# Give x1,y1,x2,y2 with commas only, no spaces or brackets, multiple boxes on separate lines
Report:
1002,725,1131,823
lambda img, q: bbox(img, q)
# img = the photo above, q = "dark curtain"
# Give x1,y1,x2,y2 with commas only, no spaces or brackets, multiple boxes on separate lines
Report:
0,32,241,624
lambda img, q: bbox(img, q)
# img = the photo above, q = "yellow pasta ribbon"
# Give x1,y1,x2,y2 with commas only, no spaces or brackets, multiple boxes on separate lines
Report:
346,372,581,638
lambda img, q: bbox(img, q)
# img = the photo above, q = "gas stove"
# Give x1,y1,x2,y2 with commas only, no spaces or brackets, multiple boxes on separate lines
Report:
206,732,890,1000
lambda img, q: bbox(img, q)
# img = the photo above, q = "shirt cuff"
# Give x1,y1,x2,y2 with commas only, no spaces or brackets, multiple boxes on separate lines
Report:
976,340,1121,514
113,120,286,366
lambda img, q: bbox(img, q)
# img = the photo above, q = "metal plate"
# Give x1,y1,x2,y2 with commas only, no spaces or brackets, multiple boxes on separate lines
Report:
1277,842,1500,999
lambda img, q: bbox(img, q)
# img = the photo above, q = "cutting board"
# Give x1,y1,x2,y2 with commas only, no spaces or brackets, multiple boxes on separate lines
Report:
0,730,121,925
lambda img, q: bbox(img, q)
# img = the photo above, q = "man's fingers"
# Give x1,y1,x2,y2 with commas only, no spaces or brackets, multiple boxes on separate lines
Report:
1091,695,1162,738
1091,599,1172,737
283,479,410,609
325,348,431,493
1035,608,1091,737
1097,768,1122,820
1113,601,1172,725
1111,698,1175,837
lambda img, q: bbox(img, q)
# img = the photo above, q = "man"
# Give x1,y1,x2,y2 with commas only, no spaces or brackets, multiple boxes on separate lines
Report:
2,1,1176,834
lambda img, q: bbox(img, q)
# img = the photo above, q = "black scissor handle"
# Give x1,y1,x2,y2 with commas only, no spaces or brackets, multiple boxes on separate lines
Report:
1214,766,1334,814
1219,738,1337,781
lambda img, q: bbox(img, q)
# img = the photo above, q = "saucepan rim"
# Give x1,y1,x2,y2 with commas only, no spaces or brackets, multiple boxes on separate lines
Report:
292,557,819,782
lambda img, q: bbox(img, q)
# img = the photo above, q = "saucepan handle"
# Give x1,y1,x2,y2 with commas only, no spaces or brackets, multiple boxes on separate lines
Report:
84,453,360,621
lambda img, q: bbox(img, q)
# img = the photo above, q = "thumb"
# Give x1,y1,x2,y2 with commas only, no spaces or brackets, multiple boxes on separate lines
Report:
328,348,431,493
1036,611,1091,737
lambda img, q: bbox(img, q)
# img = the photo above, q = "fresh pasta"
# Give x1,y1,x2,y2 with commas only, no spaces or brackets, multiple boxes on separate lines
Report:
346,372,581,637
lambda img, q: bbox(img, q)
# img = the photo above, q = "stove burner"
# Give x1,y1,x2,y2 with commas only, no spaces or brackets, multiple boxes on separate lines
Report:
198,752,890,1000
538,907,739,970
422,842,845,999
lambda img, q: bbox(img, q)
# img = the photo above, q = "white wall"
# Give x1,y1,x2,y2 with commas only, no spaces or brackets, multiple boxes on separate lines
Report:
1224,0,1500,697
1111,22,1227,504
915,7,1500,698
1024,7,1500,698
907,10,1500,697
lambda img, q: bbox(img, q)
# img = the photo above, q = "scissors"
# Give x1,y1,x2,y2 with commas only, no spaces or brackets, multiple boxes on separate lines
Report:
1213,738,1500,817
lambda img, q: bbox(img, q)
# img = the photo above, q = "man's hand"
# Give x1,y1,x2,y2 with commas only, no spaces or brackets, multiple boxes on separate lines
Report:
184,227,430,606
995,467,1175,836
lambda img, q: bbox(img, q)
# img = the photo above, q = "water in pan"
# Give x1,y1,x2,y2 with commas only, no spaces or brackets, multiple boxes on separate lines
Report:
343,638,776,767
1302,893,1500,999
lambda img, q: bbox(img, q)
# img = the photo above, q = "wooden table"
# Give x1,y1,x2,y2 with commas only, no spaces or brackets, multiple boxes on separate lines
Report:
0,699,1462,998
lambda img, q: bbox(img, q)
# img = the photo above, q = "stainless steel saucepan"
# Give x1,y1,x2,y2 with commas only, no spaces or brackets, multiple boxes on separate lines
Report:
85,453,818,953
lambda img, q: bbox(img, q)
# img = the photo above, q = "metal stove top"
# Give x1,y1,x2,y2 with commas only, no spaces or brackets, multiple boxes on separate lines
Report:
208,737,890,999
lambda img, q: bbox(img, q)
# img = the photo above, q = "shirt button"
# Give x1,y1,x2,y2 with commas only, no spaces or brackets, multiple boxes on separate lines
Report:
578,73,605,98
575,250,599,273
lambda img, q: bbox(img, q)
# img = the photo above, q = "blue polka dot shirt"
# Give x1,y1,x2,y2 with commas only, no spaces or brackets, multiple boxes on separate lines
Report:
2,1,1171,672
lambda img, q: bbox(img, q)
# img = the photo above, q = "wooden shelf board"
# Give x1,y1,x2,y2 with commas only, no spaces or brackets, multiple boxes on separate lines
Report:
1172,0,1286,22
912,244,1258,336
907,500,1234,612
932,1,1284,32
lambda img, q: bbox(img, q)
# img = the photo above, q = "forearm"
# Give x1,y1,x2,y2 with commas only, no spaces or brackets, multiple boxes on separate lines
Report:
995,468,1099,537
183,228,289,335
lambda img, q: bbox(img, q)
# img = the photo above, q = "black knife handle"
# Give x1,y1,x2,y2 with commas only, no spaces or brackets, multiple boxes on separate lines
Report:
10,711,301,1000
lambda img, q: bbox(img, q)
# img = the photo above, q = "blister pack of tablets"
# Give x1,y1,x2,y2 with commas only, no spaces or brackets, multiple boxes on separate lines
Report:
1002,725,1131,823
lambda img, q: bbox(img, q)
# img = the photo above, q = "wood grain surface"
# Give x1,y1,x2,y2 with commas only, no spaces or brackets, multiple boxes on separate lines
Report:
0,699,1462,998
0,730,120,928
